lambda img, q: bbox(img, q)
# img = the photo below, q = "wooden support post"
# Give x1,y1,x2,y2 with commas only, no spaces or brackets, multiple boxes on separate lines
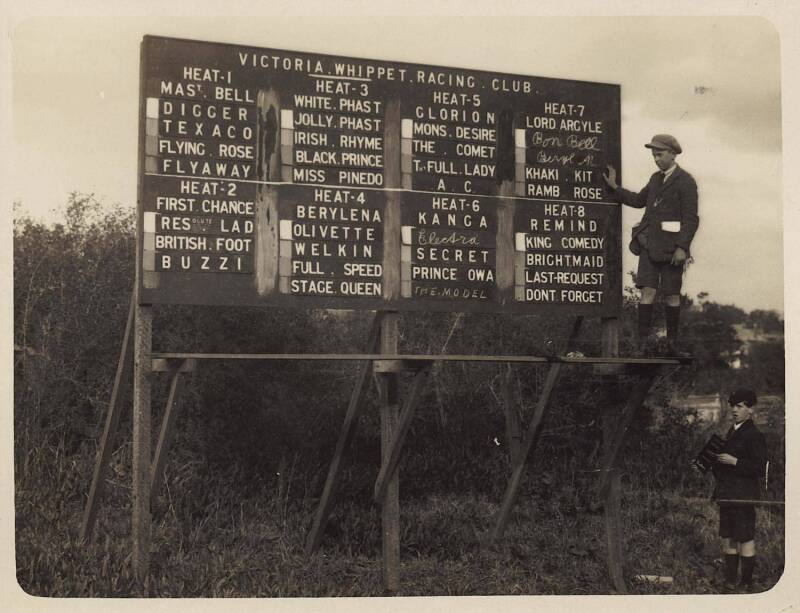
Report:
376,94,402,593
379,312,401,593
305,312,384,554
490,317,583,541
598,317,658,594
373,366,429,504
132,303,153,586
150,359,191,503
80,294,135,542
501,365,522,467
599,317,625,593
601,387,625,592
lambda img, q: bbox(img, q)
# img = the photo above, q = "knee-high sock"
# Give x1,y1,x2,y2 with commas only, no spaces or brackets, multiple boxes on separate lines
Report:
665,305,681,341
638,304,654,340
740,556,755,585
724,553,740,584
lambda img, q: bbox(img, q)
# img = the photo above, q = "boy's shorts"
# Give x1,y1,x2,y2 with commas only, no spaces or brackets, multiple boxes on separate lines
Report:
719,503,756,542
636,250,684,293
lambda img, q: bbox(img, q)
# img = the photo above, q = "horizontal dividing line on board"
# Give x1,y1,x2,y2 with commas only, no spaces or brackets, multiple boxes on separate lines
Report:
143,173,620,206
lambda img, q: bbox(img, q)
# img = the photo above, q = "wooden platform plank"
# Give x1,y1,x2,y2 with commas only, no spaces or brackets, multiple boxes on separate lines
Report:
151,352,692,366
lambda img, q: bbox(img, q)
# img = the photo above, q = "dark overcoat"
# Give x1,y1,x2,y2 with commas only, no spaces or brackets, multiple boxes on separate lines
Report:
712,419,768,501
614,165,699,262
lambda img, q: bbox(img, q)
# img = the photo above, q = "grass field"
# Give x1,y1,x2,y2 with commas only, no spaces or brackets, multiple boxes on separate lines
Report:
15,446,785,597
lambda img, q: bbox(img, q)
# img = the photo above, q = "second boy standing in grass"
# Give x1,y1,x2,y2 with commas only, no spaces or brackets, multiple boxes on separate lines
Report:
712,388,768,592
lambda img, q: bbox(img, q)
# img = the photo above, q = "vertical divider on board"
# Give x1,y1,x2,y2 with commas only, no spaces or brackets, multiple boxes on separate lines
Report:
513,127,527,302
255,88,281,296
278,107,295,295
514,127,527,198
496,110,516,304
142,96,161,289
382,100,402,301
399,117,413,299
280,108,295,184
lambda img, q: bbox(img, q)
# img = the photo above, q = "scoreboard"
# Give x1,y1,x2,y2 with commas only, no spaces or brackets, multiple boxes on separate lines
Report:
138,36,622,314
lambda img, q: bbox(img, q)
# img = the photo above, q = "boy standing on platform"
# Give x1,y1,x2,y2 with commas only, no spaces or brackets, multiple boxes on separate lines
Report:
603,134,699,354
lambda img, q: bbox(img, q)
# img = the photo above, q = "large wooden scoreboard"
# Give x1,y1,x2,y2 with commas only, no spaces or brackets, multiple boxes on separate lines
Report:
137,35,622,314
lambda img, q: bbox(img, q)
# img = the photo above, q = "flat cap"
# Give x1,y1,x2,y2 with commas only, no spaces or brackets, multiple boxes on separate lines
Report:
728,388,757,407
644,134,682,154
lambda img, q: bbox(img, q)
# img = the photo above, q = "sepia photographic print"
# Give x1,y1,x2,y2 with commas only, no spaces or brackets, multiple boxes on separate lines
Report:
4,2,797,611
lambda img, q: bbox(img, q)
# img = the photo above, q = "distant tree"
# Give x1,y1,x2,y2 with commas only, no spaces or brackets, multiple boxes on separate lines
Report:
746,309,784,334
741,340,785,393
695,296,747,326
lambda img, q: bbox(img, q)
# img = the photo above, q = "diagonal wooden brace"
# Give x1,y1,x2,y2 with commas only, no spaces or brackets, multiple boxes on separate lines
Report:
305,312,384,555
490,362,561,541
597,367,660,496
490,316,583,541
150,359,194,503
80,293,135,542
373,366,430,504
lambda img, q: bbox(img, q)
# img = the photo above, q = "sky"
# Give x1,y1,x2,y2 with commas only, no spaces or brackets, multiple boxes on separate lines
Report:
3,3,793,316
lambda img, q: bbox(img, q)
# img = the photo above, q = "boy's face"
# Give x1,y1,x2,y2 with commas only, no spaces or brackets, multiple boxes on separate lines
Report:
730,401,754,424
651,148,676,171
